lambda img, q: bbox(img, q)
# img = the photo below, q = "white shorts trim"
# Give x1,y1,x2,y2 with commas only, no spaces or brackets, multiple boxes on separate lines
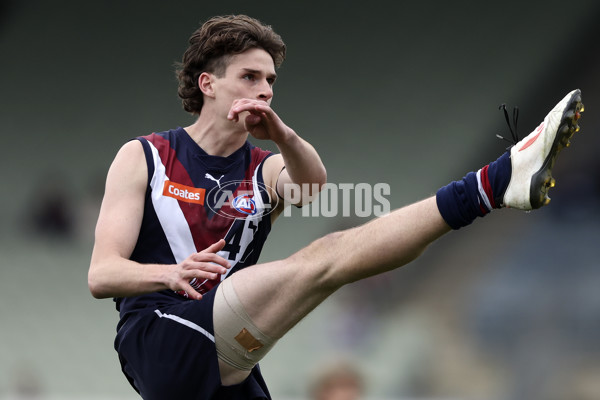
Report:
154,309,215,343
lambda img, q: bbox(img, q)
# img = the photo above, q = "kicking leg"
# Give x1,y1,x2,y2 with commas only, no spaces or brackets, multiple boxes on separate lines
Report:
215,89,584,385
216,196,449,385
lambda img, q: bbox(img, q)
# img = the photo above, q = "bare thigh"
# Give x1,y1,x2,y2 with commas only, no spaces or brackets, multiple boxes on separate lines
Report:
230,196,447,340
229,249,339,340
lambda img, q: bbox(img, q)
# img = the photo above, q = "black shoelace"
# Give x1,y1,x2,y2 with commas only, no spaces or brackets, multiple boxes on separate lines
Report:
496,104,520,148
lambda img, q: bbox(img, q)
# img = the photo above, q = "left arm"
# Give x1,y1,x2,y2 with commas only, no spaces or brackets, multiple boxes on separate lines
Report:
228,99,327,209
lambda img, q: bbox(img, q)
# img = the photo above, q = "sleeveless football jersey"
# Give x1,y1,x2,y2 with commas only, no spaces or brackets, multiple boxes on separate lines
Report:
116,127,274,314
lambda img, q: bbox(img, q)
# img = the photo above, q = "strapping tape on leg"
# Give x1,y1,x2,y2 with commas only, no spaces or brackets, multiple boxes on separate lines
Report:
213,278,277,371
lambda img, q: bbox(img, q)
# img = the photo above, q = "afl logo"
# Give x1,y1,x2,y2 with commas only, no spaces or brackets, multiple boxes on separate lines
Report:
233,194,257,215
206,179,278,220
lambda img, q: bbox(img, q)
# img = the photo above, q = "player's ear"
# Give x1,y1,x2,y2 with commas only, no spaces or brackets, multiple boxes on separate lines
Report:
198,72,215,98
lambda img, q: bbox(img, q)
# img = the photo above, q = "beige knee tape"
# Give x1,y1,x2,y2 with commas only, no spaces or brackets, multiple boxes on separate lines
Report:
213,278,277,371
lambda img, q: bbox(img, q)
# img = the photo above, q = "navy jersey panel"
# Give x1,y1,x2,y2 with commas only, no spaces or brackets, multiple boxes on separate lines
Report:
115,287,271,399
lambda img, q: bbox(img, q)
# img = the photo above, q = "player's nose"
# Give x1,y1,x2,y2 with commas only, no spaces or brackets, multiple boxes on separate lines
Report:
257,80,273,101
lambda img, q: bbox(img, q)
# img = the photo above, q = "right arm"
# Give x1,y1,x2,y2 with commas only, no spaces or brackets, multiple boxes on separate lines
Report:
88,140,230,301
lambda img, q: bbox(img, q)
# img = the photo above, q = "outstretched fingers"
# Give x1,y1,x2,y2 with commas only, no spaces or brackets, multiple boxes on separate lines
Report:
200,238,227,256
171,240,232,300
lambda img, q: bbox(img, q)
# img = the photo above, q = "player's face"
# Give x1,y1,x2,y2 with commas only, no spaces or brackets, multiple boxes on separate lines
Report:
213,48,277,108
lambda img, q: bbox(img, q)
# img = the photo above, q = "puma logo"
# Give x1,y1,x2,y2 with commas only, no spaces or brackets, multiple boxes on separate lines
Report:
205,173,225,188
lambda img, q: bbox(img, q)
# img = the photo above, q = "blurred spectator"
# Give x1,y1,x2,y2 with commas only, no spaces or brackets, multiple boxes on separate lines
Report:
25,172,75,240
309,360,364,400
7,362,44,400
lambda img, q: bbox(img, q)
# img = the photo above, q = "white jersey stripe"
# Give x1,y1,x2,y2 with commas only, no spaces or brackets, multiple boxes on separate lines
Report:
147,142,197,263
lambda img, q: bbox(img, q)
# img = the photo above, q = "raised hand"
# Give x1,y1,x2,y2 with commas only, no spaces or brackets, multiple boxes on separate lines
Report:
227,98,294,144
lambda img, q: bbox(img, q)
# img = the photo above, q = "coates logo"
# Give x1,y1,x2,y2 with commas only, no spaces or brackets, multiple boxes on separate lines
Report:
206,180,278,220
163,181,205,205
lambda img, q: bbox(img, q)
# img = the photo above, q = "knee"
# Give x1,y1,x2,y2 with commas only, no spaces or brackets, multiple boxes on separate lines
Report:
214,279,278,374
288,230,348,290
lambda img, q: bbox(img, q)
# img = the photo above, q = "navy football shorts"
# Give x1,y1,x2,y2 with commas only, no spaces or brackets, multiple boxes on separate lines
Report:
114,286,270,399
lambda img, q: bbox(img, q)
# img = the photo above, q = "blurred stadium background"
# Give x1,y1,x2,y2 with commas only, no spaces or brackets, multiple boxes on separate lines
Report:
1,1,599,399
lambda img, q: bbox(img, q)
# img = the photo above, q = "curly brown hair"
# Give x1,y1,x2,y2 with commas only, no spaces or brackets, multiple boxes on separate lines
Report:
176,15,286,114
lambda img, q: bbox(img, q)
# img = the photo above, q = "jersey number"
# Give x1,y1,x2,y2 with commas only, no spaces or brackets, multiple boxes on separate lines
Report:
222,219,260,261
